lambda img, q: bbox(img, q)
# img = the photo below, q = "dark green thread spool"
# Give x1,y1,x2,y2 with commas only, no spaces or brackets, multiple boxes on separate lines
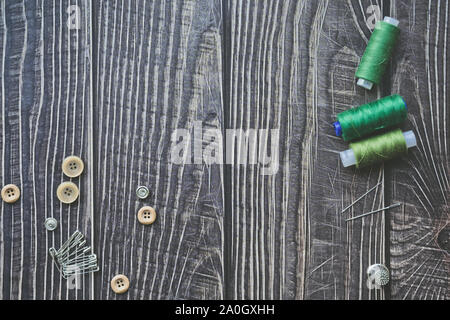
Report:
340,129,417,168
334,94,407,141
356,17,400,90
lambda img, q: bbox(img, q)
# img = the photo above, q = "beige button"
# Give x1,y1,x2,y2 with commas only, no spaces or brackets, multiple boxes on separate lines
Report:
1,184,20,203
111,274,130,294
62,156,84,178
137,206,157,225
56,182,79,204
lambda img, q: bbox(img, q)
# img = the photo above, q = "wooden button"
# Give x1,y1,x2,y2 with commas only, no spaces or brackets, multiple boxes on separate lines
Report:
1,184,20,203
62,156,84,178
111,274,130,294
137,206,157,225
56,182,79,204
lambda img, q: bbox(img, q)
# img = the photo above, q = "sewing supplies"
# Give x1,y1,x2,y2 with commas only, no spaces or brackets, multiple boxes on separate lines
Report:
49,230,99,279
346,202,401,222
334,94,407,141
355,17,400,90
340,129,416,168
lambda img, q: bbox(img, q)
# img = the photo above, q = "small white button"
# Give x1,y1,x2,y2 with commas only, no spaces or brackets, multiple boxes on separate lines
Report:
44,218,58,231
136,186,150,199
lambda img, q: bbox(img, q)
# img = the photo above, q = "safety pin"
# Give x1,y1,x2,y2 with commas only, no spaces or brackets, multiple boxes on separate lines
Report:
61,266,100,279
51,232,85,261
62,260,99,276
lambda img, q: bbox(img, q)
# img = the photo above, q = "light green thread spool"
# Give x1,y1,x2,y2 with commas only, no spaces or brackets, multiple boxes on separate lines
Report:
340,129,417,168
356,17,400,90
334,94,407,141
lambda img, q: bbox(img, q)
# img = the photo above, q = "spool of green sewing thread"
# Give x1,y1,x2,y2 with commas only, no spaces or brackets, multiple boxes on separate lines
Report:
340,129,417,168
356,17,400,90
334,94,407,141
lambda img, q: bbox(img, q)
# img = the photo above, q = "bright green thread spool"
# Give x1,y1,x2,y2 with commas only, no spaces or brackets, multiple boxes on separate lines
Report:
334,94,407,141
356,17,400,90
340,129,417,168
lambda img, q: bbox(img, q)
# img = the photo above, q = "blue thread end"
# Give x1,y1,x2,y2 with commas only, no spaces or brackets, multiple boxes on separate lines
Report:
333,121,342,137
400,96,407,111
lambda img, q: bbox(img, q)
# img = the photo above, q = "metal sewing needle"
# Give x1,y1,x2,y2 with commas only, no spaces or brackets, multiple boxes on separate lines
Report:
341,181,382,214
346,203,402,222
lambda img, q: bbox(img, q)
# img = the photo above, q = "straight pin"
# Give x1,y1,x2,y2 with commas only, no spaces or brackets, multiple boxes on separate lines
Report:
341,181,382,214
346,203,402,222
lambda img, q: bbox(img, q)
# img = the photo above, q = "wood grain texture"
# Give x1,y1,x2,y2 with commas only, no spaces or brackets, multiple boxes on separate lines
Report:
93,0,224,299
226,0,390,299
0,0,447,300
387,0,449,300
0,0,94,299
302,0,388,300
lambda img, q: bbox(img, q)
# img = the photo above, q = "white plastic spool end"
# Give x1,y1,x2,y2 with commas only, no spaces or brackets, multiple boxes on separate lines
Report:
403,130,417,148
383,16,400,27
339,130,417,168
357,78,374,90
340,149,357,168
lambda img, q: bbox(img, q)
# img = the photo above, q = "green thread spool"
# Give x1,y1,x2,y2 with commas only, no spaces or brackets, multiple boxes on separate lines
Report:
356,17,400,90
340,129,417,168
334,94,407,141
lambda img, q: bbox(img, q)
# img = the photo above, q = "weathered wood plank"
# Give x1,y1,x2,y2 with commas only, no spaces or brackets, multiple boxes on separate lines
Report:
226,0,390,299
301,1,389,300
93,0,224,299
306,0,394,300
387,0,449,300
225,0,304,299
0,0,94,299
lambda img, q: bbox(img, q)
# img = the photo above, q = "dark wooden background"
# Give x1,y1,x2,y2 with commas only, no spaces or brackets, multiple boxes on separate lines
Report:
0,0,448,300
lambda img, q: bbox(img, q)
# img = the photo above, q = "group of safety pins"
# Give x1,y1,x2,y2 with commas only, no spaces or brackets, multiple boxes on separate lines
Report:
49,231,99,279
50,155,99,279
1,155,99,280
342,181,401,222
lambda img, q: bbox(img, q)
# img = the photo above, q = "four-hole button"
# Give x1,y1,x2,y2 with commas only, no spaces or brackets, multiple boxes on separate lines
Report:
1,184,20,204
56,181,79,204
111,274,130,294
62,156,84,178
137,206,157,225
